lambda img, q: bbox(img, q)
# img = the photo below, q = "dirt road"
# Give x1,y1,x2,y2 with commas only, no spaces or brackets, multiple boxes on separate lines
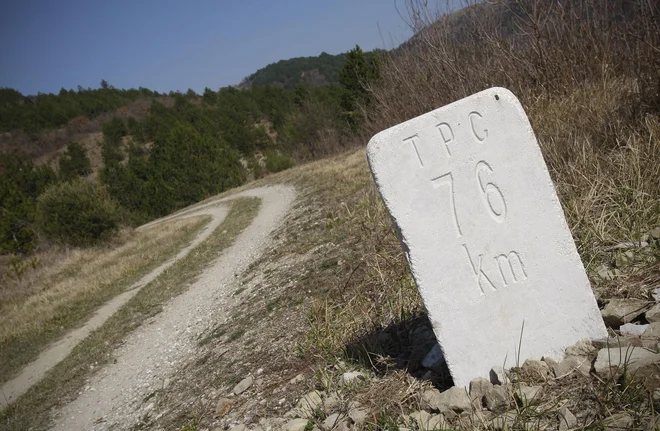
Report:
0,185,295,429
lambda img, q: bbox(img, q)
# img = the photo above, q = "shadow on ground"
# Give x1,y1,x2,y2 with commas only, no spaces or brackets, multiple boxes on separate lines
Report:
344,313,454,390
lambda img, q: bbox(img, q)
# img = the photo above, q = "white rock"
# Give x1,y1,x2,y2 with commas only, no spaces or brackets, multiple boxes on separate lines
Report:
553,356,591,378
232,376,254,395
348,407,368,425
421,387,471,413
339,371,365,386
619,323,649,336
322,413,347,430
289,374,304,384
366,87,607,387
646,303,660,322
288,391,323,419
594,346,660,377
515,384,542,405
282,418,310,431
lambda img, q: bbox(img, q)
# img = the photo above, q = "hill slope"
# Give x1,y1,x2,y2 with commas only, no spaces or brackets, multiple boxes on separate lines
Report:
237,52,347,89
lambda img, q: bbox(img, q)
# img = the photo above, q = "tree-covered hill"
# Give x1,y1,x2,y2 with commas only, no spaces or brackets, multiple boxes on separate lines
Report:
238,52,346,89
0,44,382,255
0,83,159,133
238,50,384,89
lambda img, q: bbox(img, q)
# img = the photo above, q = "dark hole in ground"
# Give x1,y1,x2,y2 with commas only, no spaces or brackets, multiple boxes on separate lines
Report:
344,313,454,390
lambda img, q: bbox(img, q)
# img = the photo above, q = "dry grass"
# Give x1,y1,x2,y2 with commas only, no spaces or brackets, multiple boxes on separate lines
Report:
84,139,656,429
3,1,659,429
71,1,658,426
0,215,209,385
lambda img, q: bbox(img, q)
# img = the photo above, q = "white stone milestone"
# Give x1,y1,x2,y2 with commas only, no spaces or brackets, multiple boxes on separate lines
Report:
366,87,607,387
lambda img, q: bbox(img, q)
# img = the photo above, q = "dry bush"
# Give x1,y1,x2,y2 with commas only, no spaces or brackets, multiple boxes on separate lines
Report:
364,0,660,268
300,0,659,416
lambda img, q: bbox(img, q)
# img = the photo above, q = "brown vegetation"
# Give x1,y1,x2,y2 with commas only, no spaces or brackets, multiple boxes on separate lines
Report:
0,96,173,161
0,216,208,385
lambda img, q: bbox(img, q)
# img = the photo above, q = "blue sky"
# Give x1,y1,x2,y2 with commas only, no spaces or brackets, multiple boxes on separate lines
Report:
1,0,423,95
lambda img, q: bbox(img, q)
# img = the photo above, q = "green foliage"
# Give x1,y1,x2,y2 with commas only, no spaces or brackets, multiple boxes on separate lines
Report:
0,154,56,254
58,141,91,180
36,179,121,247
338,45,381,129
264,150,294,173
101,116,127,164
0,85,154,133
243,52,348,89
101,108,246,219
279,93,343,159
0,46,379,255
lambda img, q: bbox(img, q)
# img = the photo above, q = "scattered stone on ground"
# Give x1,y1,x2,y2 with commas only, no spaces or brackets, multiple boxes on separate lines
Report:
515,384,542,406
339,371,365,386
619,322,649,336
565,339,596,357
347,403,368,426
521,358,551,381
286,390,323,419
421,386,471,413
468,377,493,407
322,412,348,431
603,413,634,431
405,410,448,430
650,227,660,240
484,385,509,413
600,298,650,328
282,418,310,431
232,375,254,395
557,406,577,431
597,264,620,281
216,397,232,417
553,355,591,378
646,303,660,322
594,346,660,378
289,374,304,384
490,412,517,430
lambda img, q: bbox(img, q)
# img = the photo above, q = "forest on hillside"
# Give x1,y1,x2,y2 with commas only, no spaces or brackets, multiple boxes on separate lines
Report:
0,45,380,257
239,50,383,89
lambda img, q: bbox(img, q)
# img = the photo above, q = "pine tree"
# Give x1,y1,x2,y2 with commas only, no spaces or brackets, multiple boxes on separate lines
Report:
59,141,92,180
338,45,380,128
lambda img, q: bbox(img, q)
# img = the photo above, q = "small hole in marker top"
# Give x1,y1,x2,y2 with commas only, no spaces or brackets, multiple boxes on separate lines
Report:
495,95,500,100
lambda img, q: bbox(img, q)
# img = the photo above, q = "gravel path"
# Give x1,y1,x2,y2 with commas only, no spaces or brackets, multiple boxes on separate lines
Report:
30,185,293,430
0,195,230,410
